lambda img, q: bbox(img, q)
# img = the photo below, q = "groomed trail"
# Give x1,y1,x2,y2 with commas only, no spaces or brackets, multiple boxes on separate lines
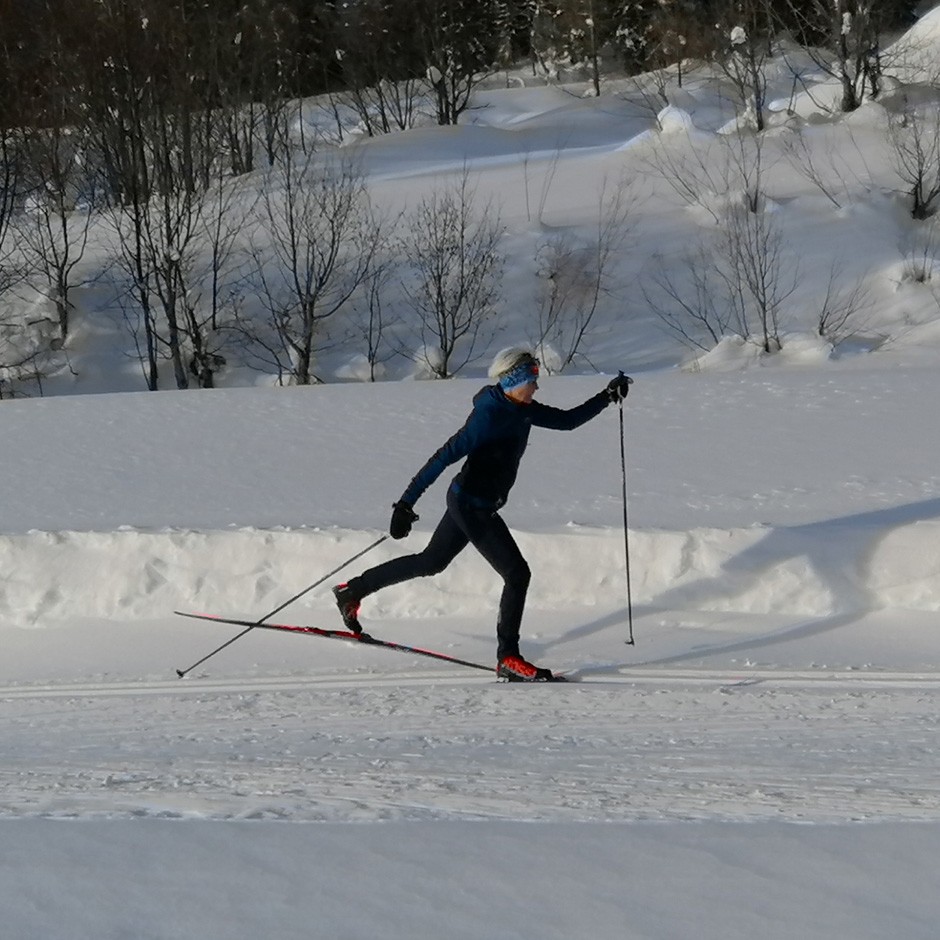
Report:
4,648,940,824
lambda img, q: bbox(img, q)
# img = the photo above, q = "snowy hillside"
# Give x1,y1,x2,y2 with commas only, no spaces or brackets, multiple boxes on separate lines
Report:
8,6,940,397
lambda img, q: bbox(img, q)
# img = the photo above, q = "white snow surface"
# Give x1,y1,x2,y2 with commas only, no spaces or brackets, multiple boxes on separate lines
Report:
7,12,940,939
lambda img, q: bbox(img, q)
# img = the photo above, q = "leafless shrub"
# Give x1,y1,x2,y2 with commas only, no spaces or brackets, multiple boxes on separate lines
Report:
645,198,797,354
642,245,733,350
529,177,635,372
332,77,425,139
815,260,874,347
0,133,50,396
887,101,940,221
520,138,566,224
641,125,769,224
781,129,846,211
898,219,939,284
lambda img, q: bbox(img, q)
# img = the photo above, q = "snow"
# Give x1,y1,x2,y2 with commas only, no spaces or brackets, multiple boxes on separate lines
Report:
6,10,940,939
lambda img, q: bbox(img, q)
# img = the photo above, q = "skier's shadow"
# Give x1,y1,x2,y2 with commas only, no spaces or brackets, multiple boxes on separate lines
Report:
548,496,940,677
651,496,940,614
563,611,862,680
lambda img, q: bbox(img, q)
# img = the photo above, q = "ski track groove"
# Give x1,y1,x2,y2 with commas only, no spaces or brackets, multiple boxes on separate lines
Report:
2,669,939,824
4,667,940,700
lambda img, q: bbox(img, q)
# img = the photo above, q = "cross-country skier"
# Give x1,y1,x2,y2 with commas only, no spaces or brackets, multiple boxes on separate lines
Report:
333,347,632,681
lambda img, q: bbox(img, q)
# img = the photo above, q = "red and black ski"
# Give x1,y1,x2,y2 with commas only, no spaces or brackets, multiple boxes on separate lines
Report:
175,610,495,674
174,611,566,681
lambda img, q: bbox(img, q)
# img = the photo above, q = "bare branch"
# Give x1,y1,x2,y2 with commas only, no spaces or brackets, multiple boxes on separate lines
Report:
530,176,635,372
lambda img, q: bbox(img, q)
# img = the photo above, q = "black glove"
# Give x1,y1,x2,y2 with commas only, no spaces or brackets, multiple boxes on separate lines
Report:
390,501,418,539
605,373,633,403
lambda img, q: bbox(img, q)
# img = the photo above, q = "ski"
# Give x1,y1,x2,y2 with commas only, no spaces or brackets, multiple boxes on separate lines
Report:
175,610,568,681
174,610,495,674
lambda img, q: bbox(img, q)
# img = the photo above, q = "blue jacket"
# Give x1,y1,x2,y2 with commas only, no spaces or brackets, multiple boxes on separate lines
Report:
400,384,609,510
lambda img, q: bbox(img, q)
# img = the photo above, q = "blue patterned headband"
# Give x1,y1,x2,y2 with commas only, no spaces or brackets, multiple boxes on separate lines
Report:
499,358,540,391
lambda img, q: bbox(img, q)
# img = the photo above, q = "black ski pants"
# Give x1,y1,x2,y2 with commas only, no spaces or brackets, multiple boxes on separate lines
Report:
351,488,530,659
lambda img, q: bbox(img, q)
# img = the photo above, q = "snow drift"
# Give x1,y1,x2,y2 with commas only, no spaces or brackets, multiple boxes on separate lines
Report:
4,515,940,629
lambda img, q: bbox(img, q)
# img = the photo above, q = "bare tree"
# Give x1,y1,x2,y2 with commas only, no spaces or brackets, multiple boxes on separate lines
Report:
0,131,22,294
107,94,236,390
714,200,797,353
419,0,503,125
176,171,249,388
220,0,298,172
565,0,606,97
329,0,426,137
347,256,402,382
0,136,55,397
645,1,713,87
1,0,98,348
0,123,38,396
776,0,913,113
720,22,768,132
399,171,504,378
520,135,567,224
87,0,266,390
15,123,97,345
782,126,851,210
83,1,192,389
201,172,252,337
620,70,670,119
333,77,425,139
243,145,379,385
525,0,567,80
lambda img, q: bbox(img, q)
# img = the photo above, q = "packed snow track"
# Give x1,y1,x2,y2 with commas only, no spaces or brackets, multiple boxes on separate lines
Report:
3,666,938,824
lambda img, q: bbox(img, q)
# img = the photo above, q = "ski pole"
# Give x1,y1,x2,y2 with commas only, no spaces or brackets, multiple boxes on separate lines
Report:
175,533,388,677
617,373,636,646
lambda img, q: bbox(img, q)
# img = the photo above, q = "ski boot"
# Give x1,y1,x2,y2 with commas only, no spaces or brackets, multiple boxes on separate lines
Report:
333,583,363,635
496,654,556,682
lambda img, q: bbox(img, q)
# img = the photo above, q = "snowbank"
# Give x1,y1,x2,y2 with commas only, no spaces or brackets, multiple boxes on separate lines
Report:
5,368,940,631
4,515,940,628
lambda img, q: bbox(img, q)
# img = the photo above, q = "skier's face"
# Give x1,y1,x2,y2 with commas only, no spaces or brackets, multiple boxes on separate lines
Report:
506,381,537,405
